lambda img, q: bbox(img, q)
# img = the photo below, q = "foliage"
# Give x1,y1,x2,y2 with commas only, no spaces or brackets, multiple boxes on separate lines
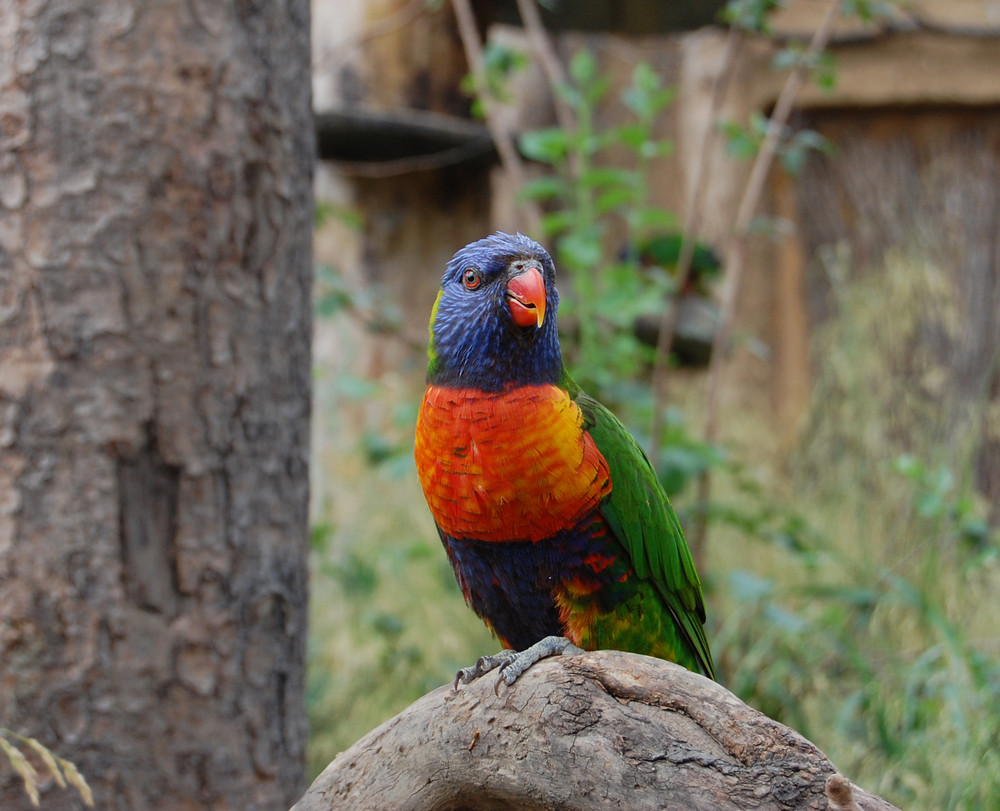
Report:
711,247,1000,810
0,727,93,807
720,111,833,177
460,40,530,120
517,50,681,396
840,0,898,23
772,43,838,91
719,0,786,33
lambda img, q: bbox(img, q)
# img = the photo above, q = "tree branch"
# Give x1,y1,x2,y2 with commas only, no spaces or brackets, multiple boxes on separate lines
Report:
292,651,900,811
514,0,576,137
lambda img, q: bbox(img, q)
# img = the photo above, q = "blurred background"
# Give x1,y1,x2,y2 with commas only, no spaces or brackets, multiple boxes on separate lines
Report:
307,2,1000,809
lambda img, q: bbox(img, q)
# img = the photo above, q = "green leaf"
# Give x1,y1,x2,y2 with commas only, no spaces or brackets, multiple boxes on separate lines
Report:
960,516,990,548
842,0,897,23
720,0,783,33
558,229,603,272
794,128,833,155
632,207,677,230
719,120,759,161
518,127,571,164
517,175,570,202
657,447,712,496
893,453,923,479
813,52,838,92
310,521,335,552
622,63,676,119
540,209,574,237
315,201,363,230
583,75,612,105
780,128,833,176
481,40,528,77
578,133,604,157
772,45,803,72
579,166,635,190
553,80,582,110
596,187,634,215
614,122,649,150
641,138,674,159
569,49,598,85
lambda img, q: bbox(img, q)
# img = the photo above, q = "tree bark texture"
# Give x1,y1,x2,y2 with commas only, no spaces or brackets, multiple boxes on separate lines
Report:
295,651,900,811
0,1,312,808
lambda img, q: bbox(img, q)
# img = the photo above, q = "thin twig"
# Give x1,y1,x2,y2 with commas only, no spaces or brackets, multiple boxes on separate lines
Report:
451,0,541,233
648,25,743,463
514,0,576,136
692,0,843,550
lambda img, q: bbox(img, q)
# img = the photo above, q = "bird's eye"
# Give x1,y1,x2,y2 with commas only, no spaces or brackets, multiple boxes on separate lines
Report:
461,268,481,290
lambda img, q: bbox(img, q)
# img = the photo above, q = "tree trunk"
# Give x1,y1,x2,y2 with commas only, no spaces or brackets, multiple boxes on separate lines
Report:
0,1,313,808
294,651,900,811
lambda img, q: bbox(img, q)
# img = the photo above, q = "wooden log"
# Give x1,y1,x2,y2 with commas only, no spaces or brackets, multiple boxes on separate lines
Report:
293,650,900,811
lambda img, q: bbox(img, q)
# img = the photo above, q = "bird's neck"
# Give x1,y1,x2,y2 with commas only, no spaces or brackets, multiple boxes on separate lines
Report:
427,326,564,392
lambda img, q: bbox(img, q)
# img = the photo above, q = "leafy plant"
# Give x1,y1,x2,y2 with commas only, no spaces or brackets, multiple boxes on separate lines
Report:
517,50,684,398
892,454,998,567
461,40,530,119
720,0,786,33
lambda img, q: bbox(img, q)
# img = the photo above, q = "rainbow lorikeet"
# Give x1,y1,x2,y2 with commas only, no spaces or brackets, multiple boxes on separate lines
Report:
414,232,715,687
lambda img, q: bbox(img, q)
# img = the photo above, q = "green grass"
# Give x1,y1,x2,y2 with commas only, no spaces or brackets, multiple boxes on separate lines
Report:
306,248,1000,808
704,248,1000,809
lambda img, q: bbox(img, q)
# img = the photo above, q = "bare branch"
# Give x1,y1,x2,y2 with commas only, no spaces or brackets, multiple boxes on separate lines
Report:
450,0,541,234
515,0,576,136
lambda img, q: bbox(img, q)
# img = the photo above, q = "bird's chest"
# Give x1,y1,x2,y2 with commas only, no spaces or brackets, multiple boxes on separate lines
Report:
414,384,611,542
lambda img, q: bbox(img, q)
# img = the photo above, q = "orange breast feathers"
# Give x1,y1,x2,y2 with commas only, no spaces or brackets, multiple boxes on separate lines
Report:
414,384,612,543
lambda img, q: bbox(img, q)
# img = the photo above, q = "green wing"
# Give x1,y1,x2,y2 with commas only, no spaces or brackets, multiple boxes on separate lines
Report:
567,376,716,680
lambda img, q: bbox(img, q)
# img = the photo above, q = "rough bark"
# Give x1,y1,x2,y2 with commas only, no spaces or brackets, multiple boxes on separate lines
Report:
0,1,312,808
294,651,900,811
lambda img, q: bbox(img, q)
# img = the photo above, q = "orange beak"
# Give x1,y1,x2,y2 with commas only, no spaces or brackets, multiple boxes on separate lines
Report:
506,266,546,328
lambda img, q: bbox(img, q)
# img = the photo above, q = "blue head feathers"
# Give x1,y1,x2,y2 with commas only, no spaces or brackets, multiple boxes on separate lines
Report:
427,232,564,391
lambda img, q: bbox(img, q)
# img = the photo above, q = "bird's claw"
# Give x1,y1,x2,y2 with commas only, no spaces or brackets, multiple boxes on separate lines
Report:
453,636,584,693
453,650,518,690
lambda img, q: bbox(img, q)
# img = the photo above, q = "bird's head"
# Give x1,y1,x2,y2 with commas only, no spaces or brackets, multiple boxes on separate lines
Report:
426,232,563,391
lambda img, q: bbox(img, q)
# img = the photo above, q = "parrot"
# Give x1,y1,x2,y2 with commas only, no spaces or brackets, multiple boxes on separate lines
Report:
414,232,715,689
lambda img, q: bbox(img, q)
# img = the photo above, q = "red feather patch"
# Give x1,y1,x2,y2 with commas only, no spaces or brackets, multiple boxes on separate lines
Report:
415,384,612,543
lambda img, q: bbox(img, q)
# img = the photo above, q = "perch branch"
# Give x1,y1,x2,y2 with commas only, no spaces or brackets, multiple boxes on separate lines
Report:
293,651,900,811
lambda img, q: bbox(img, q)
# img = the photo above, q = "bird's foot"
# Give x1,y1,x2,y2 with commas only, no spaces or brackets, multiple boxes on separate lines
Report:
453,649,520,689
454,635,584,694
